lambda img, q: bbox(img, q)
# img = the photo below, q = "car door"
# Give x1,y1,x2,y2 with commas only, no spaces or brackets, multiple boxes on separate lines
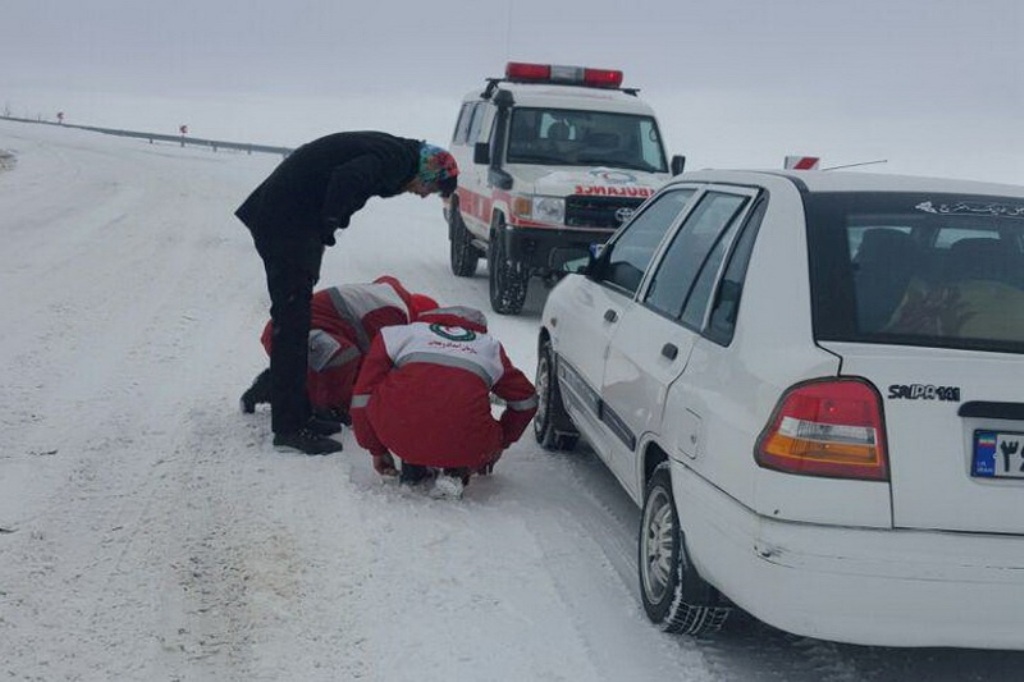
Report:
601,189,758,497
552,188,696,459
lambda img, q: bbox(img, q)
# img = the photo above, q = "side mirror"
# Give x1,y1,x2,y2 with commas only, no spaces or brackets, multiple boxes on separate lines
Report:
670,155,686,175
473,142,491,165
584,242,607,280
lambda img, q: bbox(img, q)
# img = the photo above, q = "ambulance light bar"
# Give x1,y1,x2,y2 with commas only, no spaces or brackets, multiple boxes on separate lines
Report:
504,62,624,89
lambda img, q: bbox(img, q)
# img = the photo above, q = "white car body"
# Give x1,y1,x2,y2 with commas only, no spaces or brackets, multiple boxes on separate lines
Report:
538,169,1024,648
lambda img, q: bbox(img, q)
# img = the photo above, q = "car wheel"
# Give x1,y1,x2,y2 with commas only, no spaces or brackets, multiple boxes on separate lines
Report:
449,205,478,277
534,338,579,451
639,462,730,635
488,215,529,315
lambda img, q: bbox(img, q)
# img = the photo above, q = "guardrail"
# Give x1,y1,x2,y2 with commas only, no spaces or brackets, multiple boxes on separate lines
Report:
0,115,293,157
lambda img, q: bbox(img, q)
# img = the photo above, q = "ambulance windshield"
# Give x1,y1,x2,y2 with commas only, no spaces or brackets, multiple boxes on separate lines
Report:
505,108,668,173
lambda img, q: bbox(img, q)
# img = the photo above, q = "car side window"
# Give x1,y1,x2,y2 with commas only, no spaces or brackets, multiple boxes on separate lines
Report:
644,192,748,322
597,189,694,294
705,199,766,344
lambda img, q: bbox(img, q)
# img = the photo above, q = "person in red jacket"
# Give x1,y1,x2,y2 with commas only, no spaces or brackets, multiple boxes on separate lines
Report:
351,306,538,496
240,276,438,431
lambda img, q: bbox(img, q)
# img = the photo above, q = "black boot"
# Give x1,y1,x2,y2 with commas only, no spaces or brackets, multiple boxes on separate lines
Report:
273,428,343,455
399,462,434,485
314,407,351,427
240,368,272,414
307,414,342,435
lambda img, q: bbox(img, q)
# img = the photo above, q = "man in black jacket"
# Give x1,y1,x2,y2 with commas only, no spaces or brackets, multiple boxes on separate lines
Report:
236,131,458,455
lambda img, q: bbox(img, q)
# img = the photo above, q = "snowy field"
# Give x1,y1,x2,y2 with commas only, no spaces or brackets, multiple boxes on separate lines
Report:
2,120,1023,681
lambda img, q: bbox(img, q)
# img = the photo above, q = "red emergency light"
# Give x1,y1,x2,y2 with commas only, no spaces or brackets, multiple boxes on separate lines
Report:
505,62,624,89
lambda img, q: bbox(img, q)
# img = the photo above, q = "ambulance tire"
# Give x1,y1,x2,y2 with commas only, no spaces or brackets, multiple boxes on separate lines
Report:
449,207,478,277
487,216,529,315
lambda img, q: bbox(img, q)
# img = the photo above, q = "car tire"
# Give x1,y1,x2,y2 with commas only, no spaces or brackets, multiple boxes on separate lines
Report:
639,462,731,635
449,205,478,278
488,215,529,315
534,338,579,451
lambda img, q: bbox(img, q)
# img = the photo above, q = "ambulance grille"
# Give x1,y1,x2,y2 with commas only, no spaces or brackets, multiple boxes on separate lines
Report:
565,196,646,229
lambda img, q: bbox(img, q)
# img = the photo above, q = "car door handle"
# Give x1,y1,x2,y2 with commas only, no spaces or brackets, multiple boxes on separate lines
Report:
661,343,678,360
604,309,618,323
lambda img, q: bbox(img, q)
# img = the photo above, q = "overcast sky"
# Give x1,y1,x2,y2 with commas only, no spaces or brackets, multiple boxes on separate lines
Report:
2,0,1021,182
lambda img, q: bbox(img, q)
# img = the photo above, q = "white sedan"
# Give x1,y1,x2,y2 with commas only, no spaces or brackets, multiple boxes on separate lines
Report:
535,169,1024,649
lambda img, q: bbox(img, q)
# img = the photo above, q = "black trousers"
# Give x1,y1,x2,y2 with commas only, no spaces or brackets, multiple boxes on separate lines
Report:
253,230,324,434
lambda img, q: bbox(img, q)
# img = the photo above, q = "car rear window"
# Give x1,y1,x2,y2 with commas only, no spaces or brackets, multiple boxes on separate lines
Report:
806,192,1024,354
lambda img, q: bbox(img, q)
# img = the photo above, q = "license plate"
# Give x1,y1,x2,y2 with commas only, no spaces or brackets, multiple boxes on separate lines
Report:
971,430,1024,478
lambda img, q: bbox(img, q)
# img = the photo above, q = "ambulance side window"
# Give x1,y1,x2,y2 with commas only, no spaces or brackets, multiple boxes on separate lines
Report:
467,103,488,145
452,102,474,145
639,120,663,170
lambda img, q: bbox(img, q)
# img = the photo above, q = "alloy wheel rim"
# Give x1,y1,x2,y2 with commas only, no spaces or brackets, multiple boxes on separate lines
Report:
642,487,675,603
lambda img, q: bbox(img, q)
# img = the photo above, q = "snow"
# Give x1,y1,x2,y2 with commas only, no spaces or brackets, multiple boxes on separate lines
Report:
2,121,1024,681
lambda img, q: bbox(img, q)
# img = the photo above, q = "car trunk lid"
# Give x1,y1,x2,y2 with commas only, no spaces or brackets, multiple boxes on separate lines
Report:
819,342,1024,534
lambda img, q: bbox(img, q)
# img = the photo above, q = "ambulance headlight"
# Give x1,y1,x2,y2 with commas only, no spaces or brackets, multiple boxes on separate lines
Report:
511,196,565,225
534,197,565,224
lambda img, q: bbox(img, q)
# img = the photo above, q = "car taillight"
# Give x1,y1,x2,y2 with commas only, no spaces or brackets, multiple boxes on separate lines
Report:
755,378,889,481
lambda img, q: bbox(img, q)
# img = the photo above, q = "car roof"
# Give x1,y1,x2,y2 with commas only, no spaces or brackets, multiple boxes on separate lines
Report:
462,82,657,116
670,169,1024,198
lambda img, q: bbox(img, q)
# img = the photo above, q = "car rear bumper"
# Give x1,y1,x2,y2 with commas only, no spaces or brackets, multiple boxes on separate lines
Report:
671,459,1024,649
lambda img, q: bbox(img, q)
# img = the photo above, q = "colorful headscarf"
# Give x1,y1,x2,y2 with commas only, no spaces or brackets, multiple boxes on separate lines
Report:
418,143,459,197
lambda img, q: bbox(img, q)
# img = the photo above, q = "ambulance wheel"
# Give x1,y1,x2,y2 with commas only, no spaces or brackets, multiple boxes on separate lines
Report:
449,207,478,277
534,338,579,451
488,216,528,315
639,463,731,635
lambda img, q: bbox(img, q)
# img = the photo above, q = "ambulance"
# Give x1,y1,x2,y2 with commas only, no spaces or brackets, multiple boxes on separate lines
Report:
445,62,685,314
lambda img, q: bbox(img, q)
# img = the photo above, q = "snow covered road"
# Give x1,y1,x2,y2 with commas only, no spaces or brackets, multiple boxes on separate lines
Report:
1,121,1021,681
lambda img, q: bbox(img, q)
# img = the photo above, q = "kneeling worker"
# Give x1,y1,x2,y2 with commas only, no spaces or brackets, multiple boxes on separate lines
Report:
351,306,537,495
241,275,438,440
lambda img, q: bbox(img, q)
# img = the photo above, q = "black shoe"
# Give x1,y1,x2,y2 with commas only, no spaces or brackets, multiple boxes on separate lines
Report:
443,467,472,486
315,408,351,427
240,368,272,414
399,463,435,485
307,415,342,436
273,428,343,455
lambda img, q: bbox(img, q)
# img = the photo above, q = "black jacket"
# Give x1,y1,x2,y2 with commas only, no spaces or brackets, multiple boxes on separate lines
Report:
236,131,422,245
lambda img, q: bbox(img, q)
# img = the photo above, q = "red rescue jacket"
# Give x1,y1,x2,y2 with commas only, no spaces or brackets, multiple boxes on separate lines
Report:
351,308,538,469
261,276,416,412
